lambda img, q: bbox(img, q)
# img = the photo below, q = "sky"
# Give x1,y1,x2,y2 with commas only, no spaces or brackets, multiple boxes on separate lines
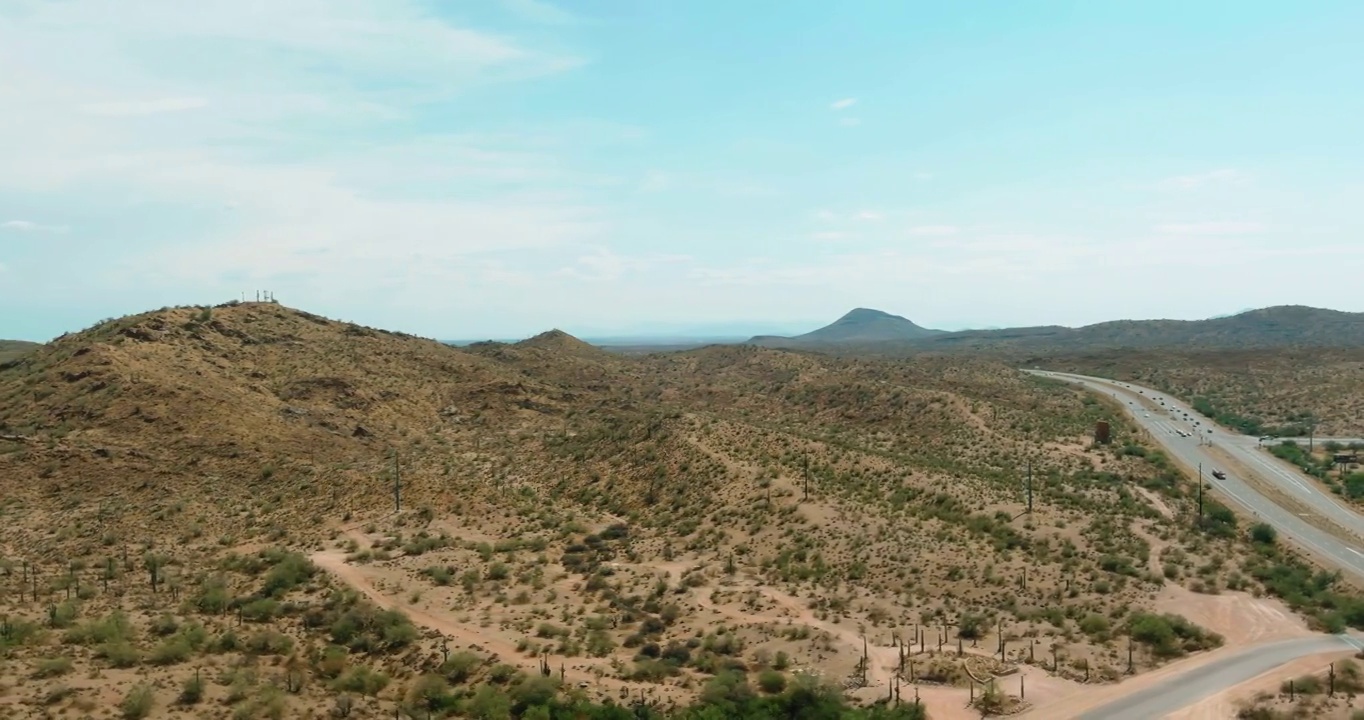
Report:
3,1,1364,342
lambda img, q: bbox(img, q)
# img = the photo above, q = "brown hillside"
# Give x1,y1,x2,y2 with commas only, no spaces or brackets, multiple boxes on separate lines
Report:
0,301,1338,717
515,328,606,356
0,339,38,364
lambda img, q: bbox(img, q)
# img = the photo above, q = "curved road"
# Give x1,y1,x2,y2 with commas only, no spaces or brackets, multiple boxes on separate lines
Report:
1075,635,1364,720
1028,370,1364,583
1024,370,1364,716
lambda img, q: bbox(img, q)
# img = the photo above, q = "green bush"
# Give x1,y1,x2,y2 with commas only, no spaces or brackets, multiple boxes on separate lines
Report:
179,672,205,705
120,684,155,719
64,611,133,646
334,665,390,696
1128,612,1222,658
32,656,73,678
1250,523,1277,545
757,670,787,694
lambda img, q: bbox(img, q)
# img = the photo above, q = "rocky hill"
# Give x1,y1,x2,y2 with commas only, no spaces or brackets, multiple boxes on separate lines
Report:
749,308,944,347
0,339,38,364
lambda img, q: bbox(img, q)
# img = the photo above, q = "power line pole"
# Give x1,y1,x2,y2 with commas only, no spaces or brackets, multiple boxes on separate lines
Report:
1026,460,1033,514
393,449,401,514
1197,463,1204,525
802,456,810,501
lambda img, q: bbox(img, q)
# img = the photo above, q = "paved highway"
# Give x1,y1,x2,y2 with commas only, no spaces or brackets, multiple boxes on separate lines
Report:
1074,635,1364,720
1026,370,1364,583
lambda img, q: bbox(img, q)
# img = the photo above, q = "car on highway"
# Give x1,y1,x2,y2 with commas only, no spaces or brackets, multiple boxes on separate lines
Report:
1212,469,1226,479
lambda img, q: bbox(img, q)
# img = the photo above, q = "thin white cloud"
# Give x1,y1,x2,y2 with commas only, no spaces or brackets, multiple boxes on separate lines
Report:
554,249,691,282
0,0,597,302
1156,169,1244,190
907,225,959,236
81,97,208,117
713,181,779,198
855,211,883,221
632,171,776,197
1,219,68,233
839,117,862,127
1155,221,1264,236
830,98,857,111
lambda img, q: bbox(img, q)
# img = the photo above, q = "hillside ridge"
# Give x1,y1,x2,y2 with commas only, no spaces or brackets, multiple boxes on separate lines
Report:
749,304,1364,352
749,307,945,346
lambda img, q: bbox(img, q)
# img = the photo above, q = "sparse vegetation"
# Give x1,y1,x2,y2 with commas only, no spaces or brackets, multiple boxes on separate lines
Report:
1,302,1359,716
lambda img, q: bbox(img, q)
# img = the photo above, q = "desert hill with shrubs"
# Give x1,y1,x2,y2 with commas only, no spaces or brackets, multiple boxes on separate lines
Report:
0,301,1354,718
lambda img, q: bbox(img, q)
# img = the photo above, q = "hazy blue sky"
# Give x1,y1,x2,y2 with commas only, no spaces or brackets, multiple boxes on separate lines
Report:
3,1,1364,341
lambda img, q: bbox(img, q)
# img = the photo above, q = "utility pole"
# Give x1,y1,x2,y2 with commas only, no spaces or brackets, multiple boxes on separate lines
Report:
1197,463,1204,524
802,457,810,501
1026,460,1033,514
393,449,401,514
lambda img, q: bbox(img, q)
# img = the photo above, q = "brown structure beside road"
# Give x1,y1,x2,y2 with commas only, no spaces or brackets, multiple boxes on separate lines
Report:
1095,420,1111,444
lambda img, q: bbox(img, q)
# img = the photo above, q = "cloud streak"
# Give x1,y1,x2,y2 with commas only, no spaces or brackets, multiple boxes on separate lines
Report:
0,0,600,308
2,219,69,233
1155,221,1264,236
830,97,857,110
907,225,959,236
1156,169,1244,190
81,97,209,117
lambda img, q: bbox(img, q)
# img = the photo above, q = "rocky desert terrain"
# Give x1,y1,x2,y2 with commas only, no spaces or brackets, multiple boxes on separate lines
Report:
0,302,1358,719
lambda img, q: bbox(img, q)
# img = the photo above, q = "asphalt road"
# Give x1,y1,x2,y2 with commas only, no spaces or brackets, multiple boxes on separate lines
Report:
1075,635,1364,720
1026,370,1364,583
1045,371,1364,542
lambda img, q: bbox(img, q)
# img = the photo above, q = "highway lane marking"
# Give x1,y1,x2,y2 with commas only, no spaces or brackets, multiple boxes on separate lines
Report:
1241,447,1356,507
1338,634,1364,652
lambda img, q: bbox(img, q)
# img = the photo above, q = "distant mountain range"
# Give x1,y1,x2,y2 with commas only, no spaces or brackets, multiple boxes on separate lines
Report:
748,305,1364,352
11,305,1363,361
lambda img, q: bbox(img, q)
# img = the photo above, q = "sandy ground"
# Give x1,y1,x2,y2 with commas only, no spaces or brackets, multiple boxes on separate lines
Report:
1020,587,1314,718
1134,486,1176,520
309,538,685,705
1153,584,1310,647
313,523,1320,720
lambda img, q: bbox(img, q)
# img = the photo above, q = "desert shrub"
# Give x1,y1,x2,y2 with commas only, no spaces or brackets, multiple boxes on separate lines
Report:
1127,612,1222,657
757,670,788,694
334,665,390,696
64,611,133,645
120,684,154,719
179,672,205,705
440,651,483,684
32,656,73,678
